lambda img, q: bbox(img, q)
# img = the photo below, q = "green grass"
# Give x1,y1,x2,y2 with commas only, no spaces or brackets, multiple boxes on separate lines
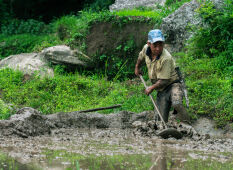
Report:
43,150,153,170
114,0,191,23
184,157,233,170
0,68,153,116
175,53,233,126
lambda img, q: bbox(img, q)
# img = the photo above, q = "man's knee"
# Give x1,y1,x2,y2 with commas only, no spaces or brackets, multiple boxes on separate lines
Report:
172,104,191,124
172,103,184,110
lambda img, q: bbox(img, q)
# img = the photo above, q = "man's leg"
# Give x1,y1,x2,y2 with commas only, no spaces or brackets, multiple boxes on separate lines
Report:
171,83,191,124
156,90,171,123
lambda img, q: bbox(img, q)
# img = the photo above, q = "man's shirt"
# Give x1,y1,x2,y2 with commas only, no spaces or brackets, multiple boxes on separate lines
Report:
138,44,179,91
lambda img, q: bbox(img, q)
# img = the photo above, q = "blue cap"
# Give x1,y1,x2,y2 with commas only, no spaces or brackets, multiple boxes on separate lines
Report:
148,29,165,43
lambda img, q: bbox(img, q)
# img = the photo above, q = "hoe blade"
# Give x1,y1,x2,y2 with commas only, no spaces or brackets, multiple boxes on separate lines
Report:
158,128,183,139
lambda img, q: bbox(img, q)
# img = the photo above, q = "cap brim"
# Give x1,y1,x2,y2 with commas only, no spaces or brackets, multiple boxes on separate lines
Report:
149,38,164,43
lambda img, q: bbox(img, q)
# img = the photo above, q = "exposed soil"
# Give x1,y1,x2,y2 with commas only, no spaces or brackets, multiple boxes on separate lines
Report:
0,128,232,166
86,21,153,57
0,107,232,168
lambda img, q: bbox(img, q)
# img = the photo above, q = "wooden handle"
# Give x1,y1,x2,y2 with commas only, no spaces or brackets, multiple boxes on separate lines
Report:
139,75,167,128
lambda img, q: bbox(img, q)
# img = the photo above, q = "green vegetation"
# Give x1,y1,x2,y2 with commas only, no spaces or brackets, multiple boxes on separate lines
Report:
188,0,233,74
184,157,233,170
0,99,11,119
42,149,233,170
44,150,153,170
0,67,153,116
176,0,233,126
114,0,190,23
176,54,232,126
0,34,61,59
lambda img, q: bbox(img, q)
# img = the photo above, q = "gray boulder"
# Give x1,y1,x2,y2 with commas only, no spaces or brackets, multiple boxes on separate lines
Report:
160,0,201,53
109,0,166,11
0,45,93,77
0,53,54,77
38,45,92,67
160,0,225,53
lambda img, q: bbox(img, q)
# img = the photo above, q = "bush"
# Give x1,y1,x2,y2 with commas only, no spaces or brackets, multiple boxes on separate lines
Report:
0,0,12,27
0,34,61,59
0,99,11,120
188,0,233,72
176,53,233,127
1,19,54,35
84,0,115,11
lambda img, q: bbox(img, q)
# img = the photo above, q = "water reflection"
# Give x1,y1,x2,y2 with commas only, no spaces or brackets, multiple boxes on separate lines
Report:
0,152,37,170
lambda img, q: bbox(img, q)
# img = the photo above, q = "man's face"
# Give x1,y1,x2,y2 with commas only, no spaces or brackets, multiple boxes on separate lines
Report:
148,41,164,56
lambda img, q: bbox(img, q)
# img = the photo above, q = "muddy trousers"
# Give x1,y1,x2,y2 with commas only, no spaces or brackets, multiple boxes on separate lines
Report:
155,83,190,123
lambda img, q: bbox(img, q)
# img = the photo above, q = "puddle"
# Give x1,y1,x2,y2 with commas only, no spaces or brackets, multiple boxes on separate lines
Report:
0,152,38,170
0,128,232,170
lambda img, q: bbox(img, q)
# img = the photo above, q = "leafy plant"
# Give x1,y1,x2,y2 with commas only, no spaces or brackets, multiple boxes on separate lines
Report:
84,0,115,11
0,99,11,119
187,0,233,72
0,0,12,27
176,52,233,127
1,19,54,35
0,34,61,59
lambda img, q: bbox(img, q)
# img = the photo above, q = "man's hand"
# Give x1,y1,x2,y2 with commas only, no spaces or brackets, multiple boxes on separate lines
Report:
144,79,169,95
145,86,153,95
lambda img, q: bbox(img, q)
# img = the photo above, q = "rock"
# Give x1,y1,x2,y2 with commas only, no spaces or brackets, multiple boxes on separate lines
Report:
109,0,166,11
0,53,54,77
0,107,51,137
0,45,93,77
160,0,201,53
38,45,92,68
160,0,226,53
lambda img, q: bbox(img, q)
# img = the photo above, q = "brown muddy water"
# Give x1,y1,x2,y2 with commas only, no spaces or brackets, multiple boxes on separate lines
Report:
0,128,232,170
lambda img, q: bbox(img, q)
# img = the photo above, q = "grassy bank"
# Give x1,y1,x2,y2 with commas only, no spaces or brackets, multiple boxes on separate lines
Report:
0,68,153,117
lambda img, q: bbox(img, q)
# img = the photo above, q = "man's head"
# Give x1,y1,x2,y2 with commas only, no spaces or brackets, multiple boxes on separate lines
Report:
147,29,165,56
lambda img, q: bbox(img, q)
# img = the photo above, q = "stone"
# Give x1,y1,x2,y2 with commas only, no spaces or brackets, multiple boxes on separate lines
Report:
109,0,166,11
160,0,226,53
0,53,54,77
38,45,92,67
0,107,51,137
160,0,201,53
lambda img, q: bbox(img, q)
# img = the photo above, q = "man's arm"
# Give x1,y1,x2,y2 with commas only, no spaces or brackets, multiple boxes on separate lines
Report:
145,79,169,95
135,58,143,76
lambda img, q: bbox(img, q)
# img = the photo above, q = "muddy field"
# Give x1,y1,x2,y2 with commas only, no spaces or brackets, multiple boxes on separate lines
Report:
0,108,232,169
0,128,233,169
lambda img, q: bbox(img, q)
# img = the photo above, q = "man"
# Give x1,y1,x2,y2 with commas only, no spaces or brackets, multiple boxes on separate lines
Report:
135,29,190,123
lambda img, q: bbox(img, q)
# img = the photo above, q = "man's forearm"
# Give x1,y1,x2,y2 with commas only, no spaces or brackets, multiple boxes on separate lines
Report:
151,79,169,90
135,59,142,69
135,59,143,76
145,79,169,95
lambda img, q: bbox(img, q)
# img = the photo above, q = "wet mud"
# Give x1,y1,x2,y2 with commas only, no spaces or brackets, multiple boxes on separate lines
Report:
0,107,232,169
